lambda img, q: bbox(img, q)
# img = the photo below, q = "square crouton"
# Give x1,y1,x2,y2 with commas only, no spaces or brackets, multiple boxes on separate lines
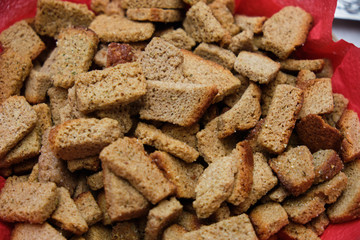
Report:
265,185,290,203
25,69,52,104
250,202,289,240
234,15,267,34
160,123,199,149
112,221,141,240
74,191,103,226
281,59,325,72
162,224,187,240
0,49,32,103
160,28,196,50
261,6,313,59
87,171,104,191
269,146,314,196
100,137,176,204
234,51,280,84
121,0,185,9
296,114,342,152
278,222,320,240
51,187,88,235
89,15,155,42
228,29,255,55
306,212,330,236
49,118,121,160
67,156,100,172
126,8,184,23
151,151,203,199
145,197,183,240
47,87,68,125
258,84,303,154
0,181,58,224
34,0,95,37
194,43,236,70
0,20,45,60
183,2,226,43
75,62,146,113
102,165,150,222
325,93,349,127
337,110,360,162
312,149,343,185
11,222,66,240
209,1,240,36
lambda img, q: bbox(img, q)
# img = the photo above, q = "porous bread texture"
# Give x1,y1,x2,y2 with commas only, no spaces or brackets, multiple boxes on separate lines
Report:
177,211,202,232
228,29,255,55
279,222,320,240
325,93,349,127
160,123,199,149
25,69,52,104
95,105,133,135
47,87,68,125
87,171,104,191
144,197,183,240
102,165,149,222
84,224,112,239
75,62,147,113
11,223,66,240
234,51,280,84
306,212,330,236
160,28,196,50
0,96,37,160
0,181,58,224
121,0,185,9
89,15,155,43
100,137,176,204
0,20,45,60
261,6,313,59
234,15,267,34
126,8,184,23
135,122,199,163
258,84,303,154
280,59,325,72
96,191,112,225
112,221,141,240
209,0,240,36
0,49,32,103
139,81,217,127
74,191,103,226
194,43,236,70
67,156,100,172
34,0,95,37
162,224,187,240
312,149,343,185
183,2,226,43
49,118,121,160
209,202,231,222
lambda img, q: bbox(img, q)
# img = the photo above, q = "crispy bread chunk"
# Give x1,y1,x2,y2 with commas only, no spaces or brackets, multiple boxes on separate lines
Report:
194,43,236,70
312,149,343,185
121,0,185,9
325,93,349,127
11,223,66,240
278,222,320,240
126,8,184,22
280,59,325,72
160,28,196,50
74,191,103,226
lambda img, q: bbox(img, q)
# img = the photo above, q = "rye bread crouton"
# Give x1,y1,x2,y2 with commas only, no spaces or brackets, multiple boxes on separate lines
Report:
278,222,320,240
0,20,45,60
162,224,187,240
96,191,112,225
234,15,267,34
183,2,226,43
0,49,32,103
194,43,236,70
102,165,150,222
223,74,249,107
249,202,289,240
193,154,237,218
84,224,112,240
89,15,155,42
139,81,218,127
67,156,100,172
145,197,183,240
47,87,68,125
209,0,240,36
0,181,58,224
296,114,342,152
337,109,360,163
135,123,199,163
306,212,330,236
87,171,104,191
296,69,316,87
112,221,141,240
51,187,88,235
100,137,176,204
280,59,325,72
151,151,203,199
74,191,103,226
265,185,290,203
234,51,280,84
228,29,255,55
95,105,133,135
312,149,343,185
121,0,185,9
126,8,184,22
25,69,52,104
34,0,95,37
325,93,349,127
258,84,303,154
0,96,37,160
160,28,196,51
49,118,121,160
177,211,202,232
209,202,231,223
28,163,39,182
11,222,66,240
160,123,199,149
261,6,313,59
75,63,146,113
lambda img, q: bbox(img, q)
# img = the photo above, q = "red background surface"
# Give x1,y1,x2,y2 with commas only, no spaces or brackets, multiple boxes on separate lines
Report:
0,0,359,239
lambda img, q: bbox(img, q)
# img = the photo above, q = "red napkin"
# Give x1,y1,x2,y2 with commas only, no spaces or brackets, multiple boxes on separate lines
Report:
0,0,359,239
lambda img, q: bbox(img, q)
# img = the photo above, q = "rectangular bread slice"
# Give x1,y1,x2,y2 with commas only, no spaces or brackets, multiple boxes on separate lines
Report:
11,222,66,240
312,149,343,185
126,8,184,23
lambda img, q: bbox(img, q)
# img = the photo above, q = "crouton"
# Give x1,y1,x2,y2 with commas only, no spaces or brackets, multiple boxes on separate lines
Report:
74,191,103,226
96,191,112,225
296,69,316,87
162,224,187,240
47,87,68,125
160,123,199,149
11,222,66,240
280,59,325,72
312,149,343,184
121,0,185,9
209,1,240,36
228,29,255,54
194,43,236,70
126,8,184,22
306,212,329,236
106,43,137,67
95,105,133,135
160,28,196,50
67,156,100,172
87,171,104,191
84,224,112,240
100,137,176,204
112,221,140,240
209,202,231,223
234,15,266,34
278,222,320,240
325,93,349,127
266,186,290,203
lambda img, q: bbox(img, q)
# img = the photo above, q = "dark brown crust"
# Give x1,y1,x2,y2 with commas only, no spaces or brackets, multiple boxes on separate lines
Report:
313,151,344,185
106,43,136,67
296,114,342,152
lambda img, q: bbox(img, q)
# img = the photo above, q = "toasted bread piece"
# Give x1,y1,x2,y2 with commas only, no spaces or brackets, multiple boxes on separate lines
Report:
183,2,226,43
49,118,121,160
90,15,155,42
95,105,133,135
11,222,66,240
223,74,249,107
102,165,150,221
106,42,137,67
34,0,95,37
160,123,199,149
74,191,103,226
234,51,280,84
312,149,343,184
182,214,258,240
281,59,325,72
97,191,112,225
73,174,91,199
135,123,199,163
0,181,58,224
139,81,217,126
233,152,278,214
87,171,104,191
261,6,313,59
296,69,316,88
250,202,289,240
126,8,184,22
84,224,112,240
151,151,203,199
234,15,267,34
75,63,146,113
278,222,320,240
0,96,37,160
0,20,45,60
27,162,39,182
258,84,303,154
160,28,196,50
145,197,183,240
47,87,68,125
67,156,100,172
266,185,290,203
112,221,140,240
228,29,255,54
316,58,333,78
217,83,261,138
298,78,334,118
25,69,52,103
91,0,109,14
193,153,237,218
177,211,202,232
209,202,231,223
209,1,240,36
101,137,176,204
325,93,349,127
0,49,32,103
337,110,360,163
162,224,187,240
121,0,185,9
306,212,329,236
194,43,236,70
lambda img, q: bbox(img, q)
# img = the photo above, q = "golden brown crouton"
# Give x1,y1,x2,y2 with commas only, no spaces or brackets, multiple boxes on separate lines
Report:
160,28,196,50
74,191,103,226
312,149,344,185
234,15,267,34
280,59,325,72
126,8,184,22
325,93,349,127
194,43,236,70
87,171,104,191
11,222,66,240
